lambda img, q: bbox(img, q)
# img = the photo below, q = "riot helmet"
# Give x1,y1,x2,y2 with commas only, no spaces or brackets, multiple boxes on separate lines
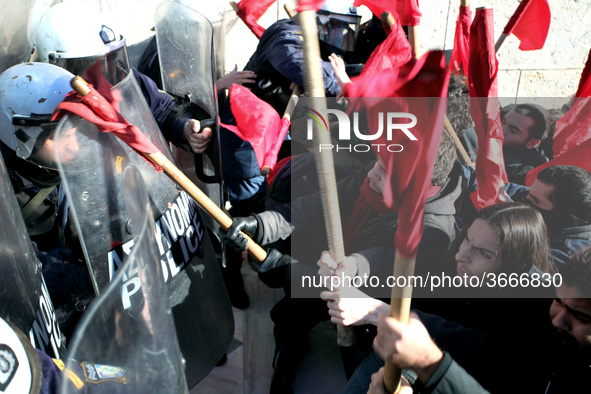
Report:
317,0,361,60
0,62,76,170
35,2,129,86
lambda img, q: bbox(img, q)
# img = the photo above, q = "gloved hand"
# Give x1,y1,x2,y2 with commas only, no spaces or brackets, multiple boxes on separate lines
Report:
250,248,292,273
224,215,258,251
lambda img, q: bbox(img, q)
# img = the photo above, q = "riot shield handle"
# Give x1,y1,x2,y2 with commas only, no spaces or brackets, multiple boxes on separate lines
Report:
69,76,268,263
193,118,223,183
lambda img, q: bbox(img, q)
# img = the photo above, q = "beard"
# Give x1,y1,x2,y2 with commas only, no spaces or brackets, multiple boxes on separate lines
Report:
552,328,591,365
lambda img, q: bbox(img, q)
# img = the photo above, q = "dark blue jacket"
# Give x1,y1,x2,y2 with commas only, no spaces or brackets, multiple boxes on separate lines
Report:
244,19,340,114
549,223,591,265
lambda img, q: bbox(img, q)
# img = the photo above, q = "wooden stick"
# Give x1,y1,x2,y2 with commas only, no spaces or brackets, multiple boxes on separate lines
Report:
383,252,416,394
380,11,396,35
229,1,239,13
284,3,296,18
495,33,507,53
407,25,421,59
282,85,301,123
383,16,419,394
444,116,474,167
261,85,301,176
460,0,470,6
298,8,355,347
70,76,267,262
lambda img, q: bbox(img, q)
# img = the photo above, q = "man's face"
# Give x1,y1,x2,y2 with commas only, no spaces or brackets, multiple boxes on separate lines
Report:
526,180,555,211
502,109,538,150
550,285,591,351
367,158,387,195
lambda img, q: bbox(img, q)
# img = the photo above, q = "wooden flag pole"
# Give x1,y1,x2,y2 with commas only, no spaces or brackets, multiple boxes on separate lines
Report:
298,7,355,347
383,13,418,394
383,252,416,393
70,76,268,263
495,33,508,53
444,117,474,167
261,86,301,176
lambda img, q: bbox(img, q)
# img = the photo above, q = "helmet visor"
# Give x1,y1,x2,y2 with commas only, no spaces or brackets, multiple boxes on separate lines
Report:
318,17,358,53
12,116,79,170
52,37,130,86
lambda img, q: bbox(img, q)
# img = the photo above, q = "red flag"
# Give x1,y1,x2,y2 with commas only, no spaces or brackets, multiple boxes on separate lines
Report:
468,8,507,211
502,0,551,51
575,48,591,98
449,5,472,74
360,16,412,75
552,97,591,158
223,84,290,173
52,80,161,170
353,0,421,26
297,0,325,12
235,0,276,39
551,50,591,157
525,139,591,186
345,51,450,258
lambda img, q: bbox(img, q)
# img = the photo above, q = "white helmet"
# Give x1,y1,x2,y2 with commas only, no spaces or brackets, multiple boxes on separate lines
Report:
0,62,74,169
35,2,129,84
317,0,361,55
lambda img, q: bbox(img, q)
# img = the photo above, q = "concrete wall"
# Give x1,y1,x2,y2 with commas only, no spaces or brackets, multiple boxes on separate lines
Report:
54,0,591,101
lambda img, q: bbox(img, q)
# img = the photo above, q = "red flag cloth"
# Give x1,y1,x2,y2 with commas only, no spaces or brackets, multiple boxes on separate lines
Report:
353,0,422,26
353,0,421,26
525,139,591,186
449,5,472,75
296,0,325,12
235,0,276,39
361,17,412,75
468,8,508,211
575,49,591,98
502,0,551,51
223,84,290,172
552,97,591,158
551,51,591,157
345,51,450,258
52,83,162,170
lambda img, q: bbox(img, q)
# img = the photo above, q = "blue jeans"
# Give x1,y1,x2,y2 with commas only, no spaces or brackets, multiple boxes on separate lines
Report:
341,350,384,394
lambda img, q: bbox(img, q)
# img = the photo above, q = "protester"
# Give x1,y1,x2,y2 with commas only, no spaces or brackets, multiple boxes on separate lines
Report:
460,103,552,185
523,165,591,265
224,131,459,390
324,202,552,334
346,245,591,393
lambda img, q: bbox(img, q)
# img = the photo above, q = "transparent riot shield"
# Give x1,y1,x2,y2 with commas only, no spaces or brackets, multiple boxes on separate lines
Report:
54,70,233,387
155,1,223,185
155,1,227,262
0,150,66,359
59,165,188,394
0,0,50,73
